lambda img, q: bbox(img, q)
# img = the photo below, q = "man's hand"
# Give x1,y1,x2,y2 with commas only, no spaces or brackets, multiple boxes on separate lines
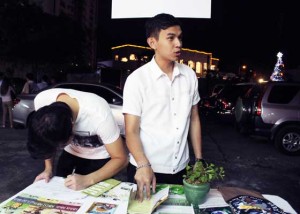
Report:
34,169,53,183
134,166,156,202
64,174,90,190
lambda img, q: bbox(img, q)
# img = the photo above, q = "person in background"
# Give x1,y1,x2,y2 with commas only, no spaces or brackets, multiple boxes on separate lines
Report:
37,75,49,90
0,72,4,113
27,88,128,190
122,13,204,201
21,72,38,94
0,77,15,128
0,72,3,87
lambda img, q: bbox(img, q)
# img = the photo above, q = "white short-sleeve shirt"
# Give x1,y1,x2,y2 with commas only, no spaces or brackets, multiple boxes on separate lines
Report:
34,88,120,159
122,57,200,174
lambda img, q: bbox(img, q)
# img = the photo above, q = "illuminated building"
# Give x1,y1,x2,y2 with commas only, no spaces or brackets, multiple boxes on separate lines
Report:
111,44,219,77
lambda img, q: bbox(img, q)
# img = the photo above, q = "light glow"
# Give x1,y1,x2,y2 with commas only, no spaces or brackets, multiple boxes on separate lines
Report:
111,0,211,19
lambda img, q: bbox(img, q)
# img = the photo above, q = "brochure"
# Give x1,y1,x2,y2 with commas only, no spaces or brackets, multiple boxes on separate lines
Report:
82,178,121,197
153,184,194,214
86,201,118,214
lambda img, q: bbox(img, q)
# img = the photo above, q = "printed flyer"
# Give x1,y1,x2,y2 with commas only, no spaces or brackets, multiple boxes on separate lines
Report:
0,193,82,214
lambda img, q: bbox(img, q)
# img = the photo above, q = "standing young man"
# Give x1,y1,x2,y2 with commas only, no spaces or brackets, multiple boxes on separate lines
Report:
122,13,203,201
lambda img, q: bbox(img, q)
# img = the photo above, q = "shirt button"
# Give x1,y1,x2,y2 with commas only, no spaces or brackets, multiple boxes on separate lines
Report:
175,156,177,159
173,170,175,172
172,98,174,101
176,127,179,130
177,141,179,144
174,113,176,116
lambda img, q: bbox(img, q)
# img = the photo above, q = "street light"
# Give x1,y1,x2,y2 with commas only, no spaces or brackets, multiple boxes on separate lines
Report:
239,64,247,76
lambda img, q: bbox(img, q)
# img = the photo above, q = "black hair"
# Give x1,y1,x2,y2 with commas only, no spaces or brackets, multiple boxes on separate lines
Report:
145,13,181,39
26,72,34,81
27,102,73,159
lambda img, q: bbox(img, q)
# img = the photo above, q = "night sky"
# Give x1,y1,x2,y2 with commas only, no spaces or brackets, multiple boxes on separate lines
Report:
97,1,300,72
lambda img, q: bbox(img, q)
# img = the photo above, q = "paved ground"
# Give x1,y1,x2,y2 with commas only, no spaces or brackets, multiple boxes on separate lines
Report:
0,114,299,212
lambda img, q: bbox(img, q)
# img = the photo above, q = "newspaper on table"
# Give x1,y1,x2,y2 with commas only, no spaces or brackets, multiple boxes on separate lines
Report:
0,176,133,214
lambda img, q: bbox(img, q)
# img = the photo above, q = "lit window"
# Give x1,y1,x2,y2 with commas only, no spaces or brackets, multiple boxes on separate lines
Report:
204,63,208,70
129,54,137,61
196,62,202,74
114,55,119,61
121,57,128,62
188,60,195,69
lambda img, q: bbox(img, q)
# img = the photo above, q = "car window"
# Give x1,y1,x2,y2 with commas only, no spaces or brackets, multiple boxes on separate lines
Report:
244,84,266,99
268,85,300,104
56,84,123,105
219,84,253,100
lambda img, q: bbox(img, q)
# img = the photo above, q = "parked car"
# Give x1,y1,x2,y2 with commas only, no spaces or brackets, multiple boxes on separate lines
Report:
199,82,256,122
235,81,300,155
12,82,125,136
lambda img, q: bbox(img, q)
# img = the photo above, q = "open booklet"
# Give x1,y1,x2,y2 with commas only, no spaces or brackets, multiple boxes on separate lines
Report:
127,185,170,214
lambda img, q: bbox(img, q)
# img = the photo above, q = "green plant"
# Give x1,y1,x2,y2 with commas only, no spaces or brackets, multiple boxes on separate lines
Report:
183,161,225,185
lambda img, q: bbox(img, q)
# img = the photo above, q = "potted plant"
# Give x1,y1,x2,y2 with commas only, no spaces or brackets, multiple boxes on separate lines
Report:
183,160,225,206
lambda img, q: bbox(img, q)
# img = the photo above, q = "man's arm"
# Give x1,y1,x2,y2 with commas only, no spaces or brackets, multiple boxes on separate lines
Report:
64,136,128,190
189,105,203,160
124,113,156,201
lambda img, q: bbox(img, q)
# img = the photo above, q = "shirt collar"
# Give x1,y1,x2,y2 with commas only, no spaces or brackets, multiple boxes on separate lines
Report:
149,56,183,80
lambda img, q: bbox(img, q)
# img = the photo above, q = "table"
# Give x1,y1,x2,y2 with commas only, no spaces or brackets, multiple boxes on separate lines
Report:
0,176,296,214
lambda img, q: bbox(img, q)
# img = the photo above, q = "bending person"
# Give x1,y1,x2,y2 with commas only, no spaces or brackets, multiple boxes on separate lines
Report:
27,88,128,190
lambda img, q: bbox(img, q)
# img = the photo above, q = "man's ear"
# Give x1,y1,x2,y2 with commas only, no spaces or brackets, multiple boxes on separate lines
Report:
147,37,156,50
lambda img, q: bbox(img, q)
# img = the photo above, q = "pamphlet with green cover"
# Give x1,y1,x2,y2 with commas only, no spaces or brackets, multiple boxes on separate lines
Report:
82,178,121,197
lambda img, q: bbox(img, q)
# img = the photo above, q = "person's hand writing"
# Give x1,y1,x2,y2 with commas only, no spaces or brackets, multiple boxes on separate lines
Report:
64,173,90,190
34,169,53,183
134,166,156,202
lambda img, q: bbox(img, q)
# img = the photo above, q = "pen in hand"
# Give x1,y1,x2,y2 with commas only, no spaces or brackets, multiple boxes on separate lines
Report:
72,167,76,176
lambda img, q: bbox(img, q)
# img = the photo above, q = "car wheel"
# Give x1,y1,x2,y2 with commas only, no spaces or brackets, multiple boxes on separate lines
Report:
274,125,300,155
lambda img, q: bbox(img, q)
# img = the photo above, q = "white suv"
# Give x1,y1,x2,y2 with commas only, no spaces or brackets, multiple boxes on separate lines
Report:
235,81,300,155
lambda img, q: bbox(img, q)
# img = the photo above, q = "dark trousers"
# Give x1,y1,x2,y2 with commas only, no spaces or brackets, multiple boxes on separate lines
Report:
127,163,186,185
56,150,110,177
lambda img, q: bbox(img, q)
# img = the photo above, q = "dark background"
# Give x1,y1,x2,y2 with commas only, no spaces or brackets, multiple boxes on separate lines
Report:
97,0,300,72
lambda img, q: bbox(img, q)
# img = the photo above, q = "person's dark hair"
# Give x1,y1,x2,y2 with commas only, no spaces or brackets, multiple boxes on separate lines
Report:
0,77,11,95
41,74,49,83
26,72,34,81
27,102,73,159
145,13,181,39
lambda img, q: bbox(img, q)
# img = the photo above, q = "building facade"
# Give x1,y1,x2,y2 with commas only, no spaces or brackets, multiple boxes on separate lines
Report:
111,44,219,78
